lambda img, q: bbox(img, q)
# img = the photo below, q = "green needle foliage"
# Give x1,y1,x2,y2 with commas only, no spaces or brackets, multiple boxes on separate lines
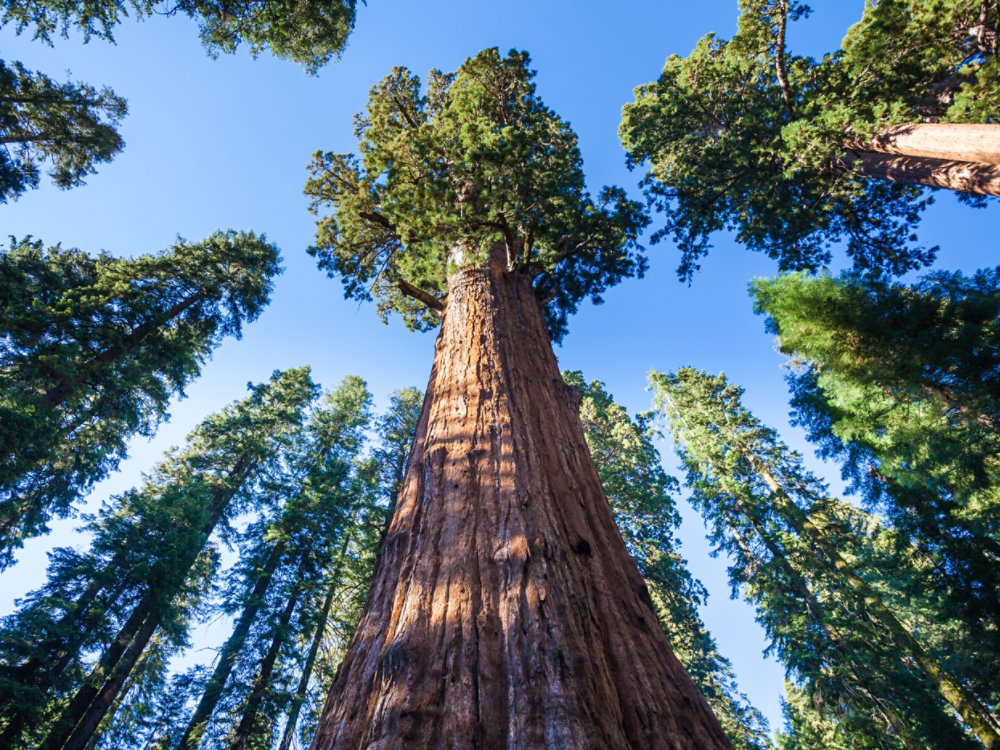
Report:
1,0,355,200
0,230,282,566
564,371,771,750
1,0,358,73
752,269,1000,669
0,59,126,202
0,367,317,750
81,381,422,750
171,376,374,750
652,368,996,750
305,47,649,341
620,0,998,281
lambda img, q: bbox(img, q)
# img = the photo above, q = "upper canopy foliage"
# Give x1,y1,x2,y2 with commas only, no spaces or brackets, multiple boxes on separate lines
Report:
619,0,998,281
305,48,649,341
1,0,358,72
0,230,281,565
0,60,126,203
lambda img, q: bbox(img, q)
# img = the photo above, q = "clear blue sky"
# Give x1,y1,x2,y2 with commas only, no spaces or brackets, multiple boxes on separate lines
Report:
1,0,996,736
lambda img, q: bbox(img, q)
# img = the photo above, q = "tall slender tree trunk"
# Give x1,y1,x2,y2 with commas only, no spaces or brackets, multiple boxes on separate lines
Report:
844,122,1000,196
59,610,159,750
749,458,1000,749
39,459,250,750
277,533,353,750
0,575,127,746
310,264,731,748
177,540,287,750
229,554,307,750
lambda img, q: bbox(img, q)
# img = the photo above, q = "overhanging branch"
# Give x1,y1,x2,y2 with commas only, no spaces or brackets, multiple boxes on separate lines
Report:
398,279,444,312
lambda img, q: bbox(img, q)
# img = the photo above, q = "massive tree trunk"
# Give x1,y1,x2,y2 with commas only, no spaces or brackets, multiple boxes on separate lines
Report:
310,262,731,749
844,122,1000,196
864,123,1000,165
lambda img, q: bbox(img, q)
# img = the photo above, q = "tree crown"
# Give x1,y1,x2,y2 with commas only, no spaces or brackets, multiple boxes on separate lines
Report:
305,48,649,341
1,0,358,72
620,0,998,281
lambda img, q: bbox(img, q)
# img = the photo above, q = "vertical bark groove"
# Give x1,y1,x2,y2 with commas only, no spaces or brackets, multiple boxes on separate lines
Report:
310,265,731,749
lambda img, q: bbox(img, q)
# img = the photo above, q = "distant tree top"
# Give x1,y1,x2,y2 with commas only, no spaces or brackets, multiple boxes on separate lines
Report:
1,0,359,72
304,48,649,341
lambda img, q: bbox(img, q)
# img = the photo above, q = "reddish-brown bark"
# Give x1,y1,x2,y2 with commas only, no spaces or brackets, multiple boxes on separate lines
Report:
846,151,1000,197
310,261,731,749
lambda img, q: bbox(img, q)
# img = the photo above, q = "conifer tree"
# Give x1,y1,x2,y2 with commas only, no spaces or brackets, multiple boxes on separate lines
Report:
273,386,422,750
564,371,771,750
2,0,358,74
652,367,1000,749
0,367,317,750
0,60,126,202
1,0,356,199
304,48,731,747
174,376,373,750
619,0,999,281
752,269,1000,650
0,230,281,565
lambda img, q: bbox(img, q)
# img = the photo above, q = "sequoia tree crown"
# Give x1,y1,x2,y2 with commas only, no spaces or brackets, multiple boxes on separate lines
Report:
305,48,649,341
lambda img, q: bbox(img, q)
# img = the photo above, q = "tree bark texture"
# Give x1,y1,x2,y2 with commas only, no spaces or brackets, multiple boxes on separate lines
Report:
842,151,1000,197
310,264,732,749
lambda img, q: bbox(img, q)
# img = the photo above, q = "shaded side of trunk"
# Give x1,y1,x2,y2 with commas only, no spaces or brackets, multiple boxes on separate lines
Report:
843,151,1000,197
177,540,286,750
310,265,731,749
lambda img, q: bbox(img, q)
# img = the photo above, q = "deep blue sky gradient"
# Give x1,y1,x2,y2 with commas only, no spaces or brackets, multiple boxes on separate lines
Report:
1,0,996,734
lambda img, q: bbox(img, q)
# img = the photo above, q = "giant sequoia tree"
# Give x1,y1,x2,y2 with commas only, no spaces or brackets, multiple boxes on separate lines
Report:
303,48,731,747
619,0,999,281
0,231,281,565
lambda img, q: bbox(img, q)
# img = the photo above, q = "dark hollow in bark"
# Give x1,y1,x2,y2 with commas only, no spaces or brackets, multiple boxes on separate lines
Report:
310,264,732,749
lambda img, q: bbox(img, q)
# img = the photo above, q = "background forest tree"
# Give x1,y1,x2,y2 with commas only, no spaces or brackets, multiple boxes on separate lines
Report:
1,0,997,747
619,0,998,281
